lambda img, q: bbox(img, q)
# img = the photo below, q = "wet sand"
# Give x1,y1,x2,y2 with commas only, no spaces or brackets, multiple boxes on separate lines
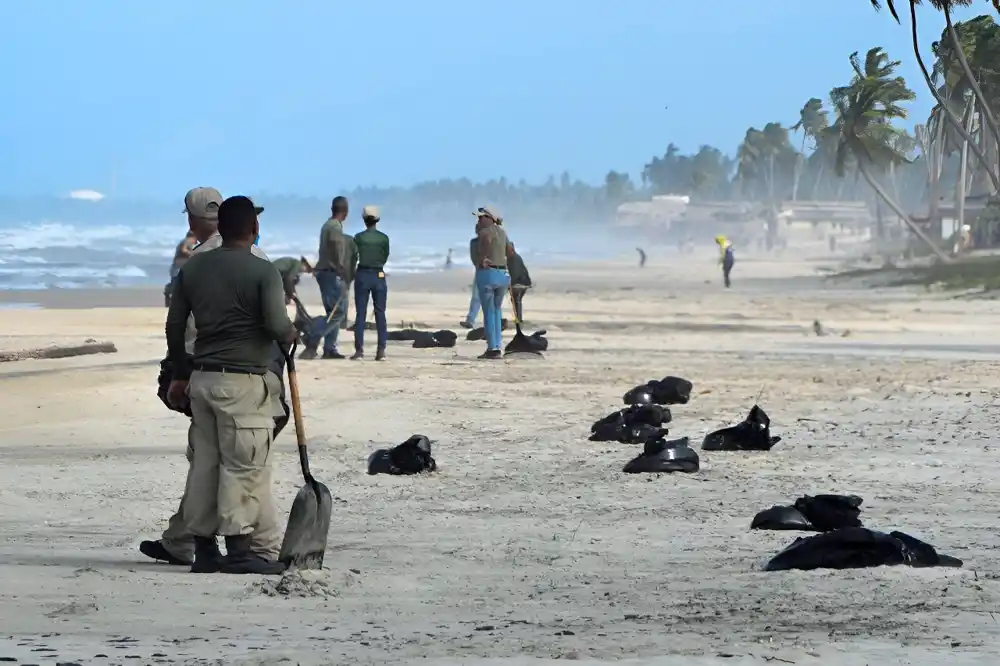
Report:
1,250,999,665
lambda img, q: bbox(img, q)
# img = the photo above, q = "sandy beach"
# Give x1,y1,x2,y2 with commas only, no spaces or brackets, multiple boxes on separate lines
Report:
1,249,1000,666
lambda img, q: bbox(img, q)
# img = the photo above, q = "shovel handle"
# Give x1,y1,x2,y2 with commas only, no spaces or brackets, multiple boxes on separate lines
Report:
282,342,313,482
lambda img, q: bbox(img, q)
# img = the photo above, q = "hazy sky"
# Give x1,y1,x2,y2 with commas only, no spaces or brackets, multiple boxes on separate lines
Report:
0,1,984,198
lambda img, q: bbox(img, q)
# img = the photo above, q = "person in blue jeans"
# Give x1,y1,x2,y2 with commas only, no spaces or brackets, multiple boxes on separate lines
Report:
472,207,514,359
350,206,390,361
461,235,482,328
304,196,356,360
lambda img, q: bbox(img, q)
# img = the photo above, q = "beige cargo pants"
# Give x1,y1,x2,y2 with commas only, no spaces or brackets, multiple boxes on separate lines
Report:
160,370,283,560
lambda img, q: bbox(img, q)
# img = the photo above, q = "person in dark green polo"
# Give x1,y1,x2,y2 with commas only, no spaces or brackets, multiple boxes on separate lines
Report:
350,206,390,361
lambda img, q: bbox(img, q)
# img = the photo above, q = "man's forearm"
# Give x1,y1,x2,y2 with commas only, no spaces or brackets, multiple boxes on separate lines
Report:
166,322,191,380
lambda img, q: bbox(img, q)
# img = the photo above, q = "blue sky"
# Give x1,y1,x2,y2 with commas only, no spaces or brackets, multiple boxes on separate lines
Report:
0,0,985,198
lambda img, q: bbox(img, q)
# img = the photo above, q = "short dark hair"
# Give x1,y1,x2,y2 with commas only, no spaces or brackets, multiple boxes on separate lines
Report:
217,195,259,240
332,196,349,216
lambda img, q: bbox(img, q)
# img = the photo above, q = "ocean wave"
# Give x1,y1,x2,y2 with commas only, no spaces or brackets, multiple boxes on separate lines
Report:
0,219,620,290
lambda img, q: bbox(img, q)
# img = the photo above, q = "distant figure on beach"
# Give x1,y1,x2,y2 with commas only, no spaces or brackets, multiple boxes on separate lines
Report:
461,235,482,329
636,247,647,268
473,206,515,360
445,248,454,269
508,241,533,323
715,235,734,288
954,224,973,256
351,205,390,361
272,256,313,304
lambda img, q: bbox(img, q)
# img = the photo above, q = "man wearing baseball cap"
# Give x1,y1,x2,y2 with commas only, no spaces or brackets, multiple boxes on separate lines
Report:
141,187,289,571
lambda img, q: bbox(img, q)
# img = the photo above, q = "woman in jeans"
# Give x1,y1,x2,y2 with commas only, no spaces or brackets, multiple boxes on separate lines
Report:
473,207,514,360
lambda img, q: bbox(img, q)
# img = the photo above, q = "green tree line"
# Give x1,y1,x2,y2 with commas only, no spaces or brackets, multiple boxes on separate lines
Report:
316,3,997,248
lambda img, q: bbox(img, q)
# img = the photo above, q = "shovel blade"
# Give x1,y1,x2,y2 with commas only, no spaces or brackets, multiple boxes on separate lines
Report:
278,479,332,570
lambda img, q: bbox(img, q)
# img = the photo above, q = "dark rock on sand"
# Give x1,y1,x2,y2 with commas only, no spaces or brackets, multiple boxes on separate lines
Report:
623,437,699,474
623,376,693,406
751,494,863,532
765,527,963,571
701,404,781,451
590,404,671,442
367,435,438,475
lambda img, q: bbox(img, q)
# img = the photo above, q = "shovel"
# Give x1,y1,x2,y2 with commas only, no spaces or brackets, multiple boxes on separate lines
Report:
278,342,333,570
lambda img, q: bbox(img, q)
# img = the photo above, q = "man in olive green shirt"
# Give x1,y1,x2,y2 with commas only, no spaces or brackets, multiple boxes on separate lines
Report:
165,195,297,576
350,205,390,360
309,196,355,359
272,255,313,304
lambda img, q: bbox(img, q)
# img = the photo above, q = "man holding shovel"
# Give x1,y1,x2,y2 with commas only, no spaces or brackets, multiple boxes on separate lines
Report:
165,195,297,575
306,196,357,360
143,187,289,573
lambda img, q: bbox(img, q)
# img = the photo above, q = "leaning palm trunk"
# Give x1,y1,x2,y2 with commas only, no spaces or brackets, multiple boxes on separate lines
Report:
857,161,951,262
943,4,1000,154
812,161,826,199
908,2,1000,193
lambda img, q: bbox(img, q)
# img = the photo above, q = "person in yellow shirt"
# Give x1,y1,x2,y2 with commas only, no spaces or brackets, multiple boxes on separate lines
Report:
715,235,735,288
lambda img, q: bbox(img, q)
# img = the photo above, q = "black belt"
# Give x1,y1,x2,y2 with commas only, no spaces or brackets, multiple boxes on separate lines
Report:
192,364,265,376
357,265,384,271
480,266,507,271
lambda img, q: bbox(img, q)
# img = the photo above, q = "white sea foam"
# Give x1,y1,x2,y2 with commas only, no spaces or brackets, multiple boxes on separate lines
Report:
0,219,600,290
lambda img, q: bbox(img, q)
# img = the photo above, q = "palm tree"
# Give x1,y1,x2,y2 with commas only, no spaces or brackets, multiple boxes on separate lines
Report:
792,98,830,200
828,47,952,260
869,0,1000,192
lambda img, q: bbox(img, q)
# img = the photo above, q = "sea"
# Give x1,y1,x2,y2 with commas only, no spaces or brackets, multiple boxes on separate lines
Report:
0,218,629,291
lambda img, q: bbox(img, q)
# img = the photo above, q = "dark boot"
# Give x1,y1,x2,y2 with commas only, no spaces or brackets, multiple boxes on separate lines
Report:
220,535,287,575
190,536,223,573
139,539,191,566
375,348,386,361
350,349,364,360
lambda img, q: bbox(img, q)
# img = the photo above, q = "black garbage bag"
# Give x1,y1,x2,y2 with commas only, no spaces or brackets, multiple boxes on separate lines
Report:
589,404,671,442
465,319,510,341
751,494,863,532
504,328,549,355
795,494,862,531
412,330,458,349
622,385,655,406
293,310,327,351
622,376,693,406
367,434,438,475
765,527,963,572
751,505,816,531
593,424,667,444
623,437,699,474
652,376,693,404
701,404,781,451
387,328,427,342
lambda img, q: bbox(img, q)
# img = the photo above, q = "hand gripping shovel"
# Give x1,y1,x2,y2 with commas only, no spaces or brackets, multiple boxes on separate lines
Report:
278,342,333,570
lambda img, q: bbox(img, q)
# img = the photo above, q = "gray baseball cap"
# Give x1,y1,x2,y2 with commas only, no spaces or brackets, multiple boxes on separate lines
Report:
183,187,223,220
